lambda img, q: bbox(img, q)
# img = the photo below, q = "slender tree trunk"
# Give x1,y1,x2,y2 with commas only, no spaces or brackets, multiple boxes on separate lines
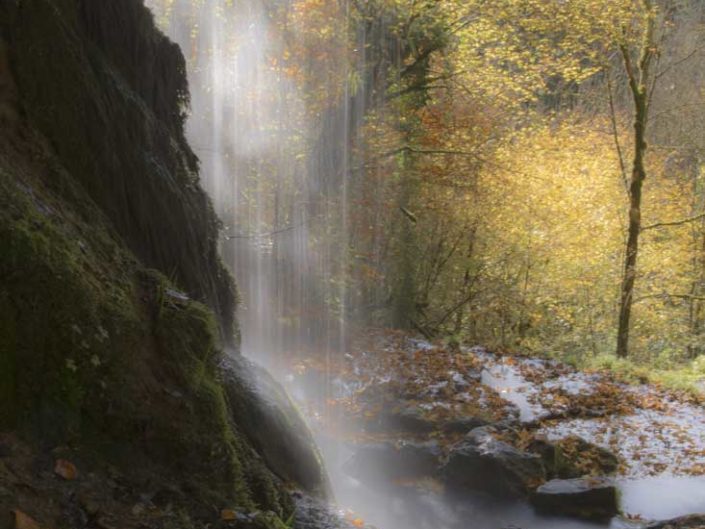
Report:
615,1,655,358
453,227,476,335
616,132,646,357
392,152,417,329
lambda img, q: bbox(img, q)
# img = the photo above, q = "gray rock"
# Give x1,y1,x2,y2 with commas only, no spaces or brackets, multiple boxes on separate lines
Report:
343,441,442,482
364,406,436,434
529,435,619,479
440,427,545,498
530,477,618,521
292,493,374,529
440,416,489,435
222,355,330,497
645,514,705,529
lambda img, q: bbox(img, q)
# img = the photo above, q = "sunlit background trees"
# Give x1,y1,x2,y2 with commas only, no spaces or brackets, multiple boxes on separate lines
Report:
148,0,705,380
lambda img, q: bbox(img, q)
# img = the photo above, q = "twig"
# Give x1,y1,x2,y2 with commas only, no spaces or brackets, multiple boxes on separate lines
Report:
606,70,629,193
641,211,705,231
654,42,705,82
635,292,705,303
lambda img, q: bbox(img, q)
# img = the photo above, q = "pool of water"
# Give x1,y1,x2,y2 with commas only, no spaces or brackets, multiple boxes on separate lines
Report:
618,476,705,521
480,363,544,423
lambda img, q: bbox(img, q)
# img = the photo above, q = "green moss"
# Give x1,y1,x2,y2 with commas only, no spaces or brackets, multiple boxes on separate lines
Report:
153,281,220,387
575,353,704,397
0,173,98,434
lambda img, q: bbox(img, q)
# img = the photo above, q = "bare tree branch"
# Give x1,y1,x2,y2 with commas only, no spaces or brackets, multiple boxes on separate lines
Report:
641,211,705,231
606,70,629,193
635,292,705,303
654,42,705,82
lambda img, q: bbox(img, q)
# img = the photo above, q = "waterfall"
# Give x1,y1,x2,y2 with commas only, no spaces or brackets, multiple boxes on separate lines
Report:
146,0,351,373
145,0,380,520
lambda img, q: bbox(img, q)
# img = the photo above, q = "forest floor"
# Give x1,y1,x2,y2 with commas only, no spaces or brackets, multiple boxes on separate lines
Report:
281,329,705,529
0,432,215,529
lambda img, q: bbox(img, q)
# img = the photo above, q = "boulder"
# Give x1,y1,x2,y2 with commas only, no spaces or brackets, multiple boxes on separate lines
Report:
530,477,618,521
364,406,436,434
440,427,545,498
222,355,330,497
529,435,619,479
292,493,373,529
343,441,442,483
645,515,705,529
440,416,489,435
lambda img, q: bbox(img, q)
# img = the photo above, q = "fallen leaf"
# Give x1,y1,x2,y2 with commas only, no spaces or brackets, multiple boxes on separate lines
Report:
54,459,78,480
13,510,41,529
220,509,237,521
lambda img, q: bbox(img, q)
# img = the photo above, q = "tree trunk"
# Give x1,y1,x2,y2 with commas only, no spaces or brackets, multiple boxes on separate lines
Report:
616,93,648,358
615,2,655,358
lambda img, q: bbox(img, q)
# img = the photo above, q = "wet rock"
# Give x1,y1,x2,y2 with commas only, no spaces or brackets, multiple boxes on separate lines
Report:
222,355,329,497
529,477,618,521
343,441,442,483
529,435,619,479
440,416,489,435
216,510,291,529
366,406,436,434
440,427,545,498
292,493,373,529
645,514,705,528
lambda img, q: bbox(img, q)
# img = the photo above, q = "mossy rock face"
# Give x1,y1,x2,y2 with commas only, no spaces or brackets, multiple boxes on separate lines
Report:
0,1,325,526
0,156,139,440
3,0,237,343
0,143,285,514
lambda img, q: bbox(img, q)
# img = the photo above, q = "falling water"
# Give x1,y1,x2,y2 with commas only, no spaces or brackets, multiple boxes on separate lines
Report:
147,0,343,372
147,1,365,516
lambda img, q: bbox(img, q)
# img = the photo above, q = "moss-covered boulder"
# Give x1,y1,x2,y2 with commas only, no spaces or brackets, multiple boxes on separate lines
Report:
223,356,330,497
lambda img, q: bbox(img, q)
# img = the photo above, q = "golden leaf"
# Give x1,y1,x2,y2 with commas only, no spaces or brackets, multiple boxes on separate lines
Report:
54,459,78,481
220,509,237,521
13,510,41,529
